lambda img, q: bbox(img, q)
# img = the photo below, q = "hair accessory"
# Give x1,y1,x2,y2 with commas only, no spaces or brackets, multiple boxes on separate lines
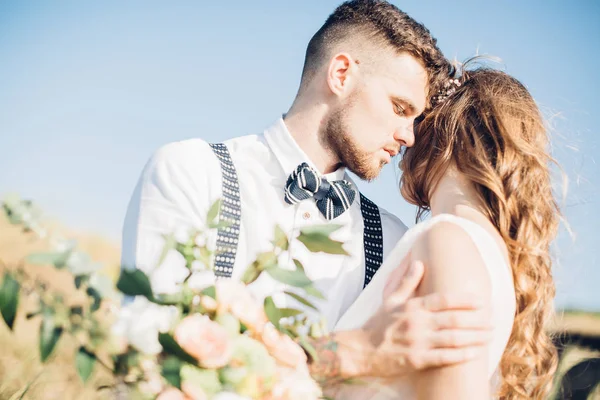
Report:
432,78,462,105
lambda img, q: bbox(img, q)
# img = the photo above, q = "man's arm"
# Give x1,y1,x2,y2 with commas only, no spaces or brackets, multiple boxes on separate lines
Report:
307,244,492,383
121,140,219,293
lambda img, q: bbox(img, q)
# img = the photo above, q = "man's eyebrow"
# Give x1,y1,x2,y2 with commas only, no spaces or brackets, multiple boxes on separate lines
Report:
391,96,423,116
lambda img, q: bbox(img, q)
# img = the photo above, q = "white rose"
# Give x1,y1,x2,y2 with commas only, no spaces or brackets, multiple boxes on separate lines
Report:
187,270,216,291
113,296,179,355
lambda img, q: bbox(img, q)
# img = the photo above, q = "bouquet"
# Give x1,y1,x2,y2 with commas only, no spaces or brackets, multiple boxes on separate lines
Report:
0,195,349,399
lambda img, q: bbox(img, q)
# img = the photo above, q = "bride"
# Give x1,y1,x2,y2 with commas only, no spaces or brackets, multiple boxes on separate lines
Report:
329,62,560,399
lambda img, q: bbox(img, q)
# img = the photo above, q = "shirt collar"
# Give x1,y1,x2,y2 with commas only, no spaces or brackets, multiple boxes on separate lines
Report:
263,116,347,182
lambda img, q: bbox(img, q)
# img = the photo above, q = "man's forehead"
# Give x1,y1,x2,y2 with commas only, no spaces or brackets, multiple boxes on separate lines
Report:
375,53,428,106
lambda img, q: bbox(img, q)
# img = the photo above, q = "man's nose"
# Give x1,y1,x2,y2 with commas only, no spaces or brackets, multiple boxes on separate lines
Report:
393,123,415,148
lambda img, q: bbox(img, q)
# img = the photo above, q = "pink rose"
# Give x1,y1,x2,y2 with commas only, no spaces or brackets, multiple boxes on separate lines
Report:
260,324,307,368
266,366,322,400
174,315,233,368
216,281,268,333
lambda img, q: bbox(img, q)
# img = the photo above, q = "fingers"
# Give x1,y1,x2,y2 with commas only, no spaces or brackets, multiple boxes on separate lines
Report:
383,255,414,298
417,292,487,312
431,310,493,330
384,260,425,309
419,346,485,368
429,329,493,348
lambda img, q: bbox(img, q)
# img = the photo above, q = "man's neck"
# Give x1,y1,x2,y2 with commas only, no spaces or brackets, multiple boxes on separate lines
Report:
283,105,341,175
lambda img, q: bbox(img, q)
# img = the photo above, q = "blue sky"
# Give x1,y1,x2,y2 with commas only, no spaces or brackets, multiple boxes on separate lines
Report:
0,1,598,311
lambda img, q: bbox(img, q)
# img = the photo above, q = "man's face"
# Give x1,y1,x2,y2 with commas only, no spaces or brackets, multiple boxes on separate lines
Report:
322,53,428,181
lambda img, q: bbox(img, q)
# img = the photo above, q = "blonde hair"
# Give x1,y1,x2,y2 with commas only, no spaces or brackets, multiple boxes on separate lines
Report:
400,61,559,399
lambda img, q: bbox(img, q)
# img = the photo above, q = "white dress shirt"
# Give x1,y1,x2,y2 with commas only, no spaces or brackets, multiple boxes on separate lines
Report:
121,118,408,328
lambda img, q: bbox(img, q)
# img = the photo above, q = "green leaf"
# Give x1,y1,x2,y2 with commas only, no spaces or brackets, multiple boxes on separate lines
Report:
26,310,41,319
161,356,182,389
75,347,96,383
265,266,312,288
201,285,216,299
299,224,343,237
86,287,102,312
158,333,198,365
297,231,349,256
284,290,318,311
207,199,222,226
298,336,318,362
293,258,305,273
240,262,262,285
40,311,63,362
303,285,326,300
0,272,19,329
272,225,289,251
278,308,303,318
116,269,153,300
210,220,233,230
74,275,89,289
158,234,177,267
26,251,71,269
263,296,281,329
256,252,278,271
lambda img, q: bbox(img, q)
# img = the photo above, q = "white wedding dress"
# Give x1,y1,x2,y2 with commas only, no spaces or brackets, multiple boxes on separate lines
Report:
333,214,516,399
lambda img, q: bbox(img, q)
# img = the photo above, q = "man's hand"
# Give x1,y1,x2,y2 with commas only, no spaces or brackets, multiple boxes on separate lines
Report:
362,259,493,378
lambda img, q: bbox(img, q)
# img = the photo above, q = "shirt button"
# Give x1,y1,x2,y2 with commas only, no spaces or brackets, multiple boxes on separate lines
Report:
302,211,311,220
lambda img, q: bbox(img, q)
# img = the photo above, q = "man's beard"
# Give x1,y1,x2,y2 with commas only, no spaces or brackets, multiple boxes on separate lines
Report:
320,107,385,182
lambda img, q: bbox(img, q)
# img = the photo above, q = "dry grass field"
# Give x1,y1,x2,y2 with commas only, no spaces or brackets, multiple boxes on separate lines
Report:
0,213,598,399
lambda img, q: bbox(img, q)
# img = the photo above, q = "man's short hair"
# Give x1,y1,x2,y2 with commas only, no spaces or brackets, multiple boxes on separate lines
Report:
300,0,451,107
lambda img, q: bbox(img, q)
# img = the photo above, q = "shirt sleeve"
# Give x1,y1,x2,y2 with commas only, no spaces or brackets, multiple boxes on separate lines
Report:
120,139,221,294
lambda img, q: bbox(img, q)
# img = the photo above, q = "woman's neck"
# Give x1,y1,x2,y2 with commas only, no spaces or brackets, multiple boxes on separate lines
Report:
429,168,486,219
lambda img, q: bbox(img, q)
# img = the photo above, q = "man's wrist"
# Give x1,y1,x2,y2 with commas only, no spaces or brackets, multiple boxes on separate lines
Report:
306,330,374,380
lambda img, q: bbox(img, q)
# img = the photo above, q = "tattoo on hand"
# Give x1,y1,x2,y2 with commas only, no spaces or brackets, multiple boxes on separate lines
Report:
308,334,341,381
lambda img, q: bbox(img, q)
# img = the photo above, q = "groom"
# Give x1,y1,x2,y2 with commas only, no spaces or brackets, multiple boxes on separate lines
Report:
121,0,491,381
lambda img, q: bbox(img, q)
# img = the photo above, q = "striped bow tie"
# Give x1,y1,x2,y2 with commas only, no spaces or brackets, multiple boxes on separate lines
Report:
284,162,356,220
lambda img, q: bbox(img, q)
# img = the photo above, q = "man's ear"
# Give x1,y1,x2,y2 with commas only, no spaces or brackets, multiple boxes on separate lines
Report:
326,53,357,96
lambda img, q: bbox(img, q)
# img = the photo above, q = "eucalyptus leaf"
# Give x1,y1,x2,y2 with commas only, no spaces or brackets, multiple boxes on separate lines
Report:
75,346,96,383
210,220,233,230
263,296,281,329
40,311,62,362
201,285,216,299
273,225,289,251
293,258,305,273
116,269,154,300
0,272,19,329
303,285,326,300
74,275,89,289
206,199,222,226
158,333,198,365
298,336,318,362
299,224,343,237
86,286,102,312
278,308,303,318
283,290,318,311
240,262,261,285
161,356,182,389
265,266,312,288
297,232,349,256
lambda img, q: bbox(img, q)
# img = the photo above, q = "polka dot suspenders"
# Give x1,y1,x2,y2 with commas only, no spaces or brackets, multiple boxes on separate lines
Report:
209,143,384,288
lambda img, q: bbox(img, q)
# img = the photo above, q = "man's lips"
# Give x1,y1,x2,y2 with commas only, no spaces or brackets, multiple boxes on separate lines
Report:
384,148,399,157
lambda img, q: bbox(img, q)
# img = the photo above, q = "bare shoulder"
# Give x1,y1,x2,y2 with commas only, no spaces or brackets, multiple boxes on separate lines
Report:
412,221,492,298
